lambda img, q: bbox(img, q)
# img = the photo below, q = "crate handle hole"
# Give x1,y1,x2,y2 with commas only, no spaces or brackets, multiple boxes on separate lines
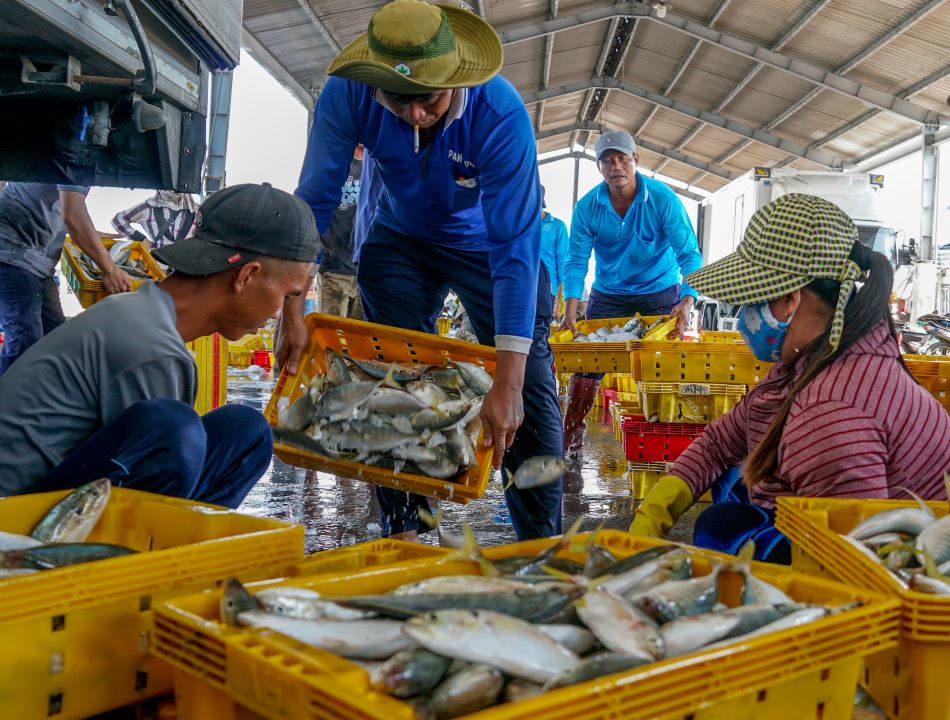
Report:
756,689,767,702
48,692,63,716
135,670,149,691
139,595,152,612
819,668,830,681
51,615,65,632
815,702,825,719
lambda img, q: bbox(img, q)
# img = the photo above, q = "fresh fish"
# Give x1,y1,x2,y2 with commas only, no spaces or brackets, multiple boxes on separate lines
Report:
407,379,449,406
418,507,464,550
730,541,795,605
284,393,315,432
366,388,428,414
503,679,545,703
348,357,421,382
707,606,831,648
403,609,580,684
336,585,583,623
321,422,419,460
504,456,566,492
108,239,134,266
582,527,617,578
429,664,504,720
272,427,356,460
444,428,476,468
325,349,353,385
848,501,934,541
392,444,443,465
506,515,586,577
237,611,411,659
417,449,463,480
0,530,42,551
597,548,692,597
0,542,136,569
31,478,111,543
630,566,722,624
575,589,663,661
315,365,397,421
411,404,471,432
369,647,452,698
861,532,906,549
393,575,554,596
916,515,950,566
454,362,493,396
535,624,597,655
426,368,465,392
841,534,892,565
660,604,801,657
220,576,260,626
596,544,679,578
255,586,374,621
544,653,651,690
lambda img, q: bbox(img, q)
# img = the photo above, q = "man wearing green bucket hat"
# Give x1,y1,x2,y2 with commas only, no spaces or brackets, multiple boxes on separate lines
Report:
629,193,950,562
284,0,563,541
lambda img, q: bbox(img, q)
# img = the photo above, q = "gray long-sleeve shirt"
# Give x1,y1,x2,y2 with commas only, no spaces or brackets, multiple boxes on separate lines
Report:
0,281,196,493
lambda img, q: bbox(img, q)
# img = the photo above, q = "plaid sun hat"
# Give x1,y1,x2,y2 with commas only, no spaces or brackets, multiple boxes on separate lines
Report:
687,193,860,350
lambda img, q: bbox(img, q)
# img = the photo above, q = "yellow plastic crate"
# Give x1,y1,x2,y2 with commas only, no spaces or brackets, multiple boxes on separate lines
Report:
551,315,667,374
903,354,950,413
699,330,745,344
638,381,747,424
265,313,495,503
776,496,950,720
60,236,166,309
187,334,229,415
628,461,669,499
630,339,772,384
288,539,450,577
0,488,303,720
615,375,637,392
152,530,898,720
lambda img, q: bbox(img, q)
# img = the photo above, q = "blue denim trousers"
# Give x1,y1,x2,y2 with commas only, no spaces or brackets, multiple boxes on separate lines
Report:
29,399,274,509
357,222,563,540
0,263,65,376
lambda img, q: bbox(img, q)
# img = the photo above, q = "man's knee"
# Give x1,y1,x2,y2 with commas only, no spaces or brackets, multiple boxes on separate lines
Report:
124,399,206,454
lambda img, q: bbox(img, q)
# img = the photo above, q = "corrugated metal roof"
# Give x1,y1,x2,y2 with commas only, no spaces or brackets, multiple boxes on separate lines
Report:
242,0,949,197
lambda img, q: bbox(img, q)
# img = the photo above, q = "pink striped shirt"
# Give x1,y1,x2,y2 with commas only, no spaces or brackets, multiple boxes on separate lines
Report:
671,321,950,508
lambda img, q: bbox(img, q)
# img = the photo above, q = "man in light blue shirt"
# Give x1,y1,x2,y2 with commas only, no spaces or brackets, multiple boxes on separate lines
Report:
560,131,702,457
540,186,569,314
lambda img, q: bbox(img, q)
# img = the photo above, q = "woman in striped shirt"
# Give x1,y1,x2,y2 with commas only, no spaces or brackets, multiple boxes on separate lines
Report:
111,191,197,250
630,193,950,562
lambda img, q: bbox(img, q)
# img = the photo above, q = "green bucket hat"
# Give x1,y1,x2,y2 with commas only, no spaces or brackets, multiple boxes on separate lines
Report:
687,192,861,350
327,0,503,94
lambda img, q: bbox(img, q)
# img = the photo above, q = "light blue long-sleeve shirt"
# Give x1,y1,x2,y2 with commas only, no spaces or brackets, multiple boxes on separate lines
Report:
296,76,542,352
564,173,701,301
540,211,569,296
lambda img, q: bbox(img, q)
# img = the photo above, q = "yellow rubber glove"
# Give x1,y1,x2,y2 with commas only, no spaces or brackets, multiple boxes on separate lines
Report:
629,474,695,538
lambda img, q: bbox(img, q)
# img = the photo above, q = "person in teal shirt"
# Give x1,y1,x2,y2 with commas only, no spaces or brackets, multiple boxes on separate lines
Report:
539,186,569,314
560,130,702,458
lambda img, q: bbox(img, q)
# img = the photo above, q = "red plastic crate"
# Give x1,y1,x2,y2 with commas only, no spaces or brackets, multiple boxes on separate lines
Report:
252,350,272,369
622,414,706,462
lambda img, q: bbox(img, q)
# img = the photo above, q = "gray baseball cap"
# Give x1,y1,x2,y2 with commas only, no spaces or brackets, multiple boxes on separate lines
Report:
595,130,637,161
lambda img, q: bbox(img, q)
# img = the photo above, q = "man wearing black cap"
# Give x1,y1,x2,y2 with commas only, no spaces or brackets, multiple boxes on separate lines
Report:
0,183,318,506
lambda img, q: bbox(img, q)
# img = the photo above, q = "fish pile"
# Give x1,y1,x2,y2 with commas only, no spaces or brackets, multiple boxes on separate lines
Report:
840,488,950,595
72,240,153,280
275,350,494,481
223,533,844,719
571,317,665,343
0,479,136,578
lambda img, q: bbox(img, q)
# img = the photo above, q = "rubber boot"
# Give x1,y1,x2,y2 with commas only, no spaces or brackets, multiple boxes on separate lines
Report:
563,375,600,459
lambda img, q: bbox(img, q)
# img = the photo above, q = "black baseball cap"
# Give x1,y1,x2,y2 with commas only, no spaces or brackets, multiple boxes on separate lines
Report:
153,183,319,275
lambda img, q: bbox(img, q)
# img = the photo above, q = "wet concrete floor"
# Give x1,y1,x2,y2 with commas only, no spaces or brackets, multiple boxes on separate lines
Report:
228,368,708,553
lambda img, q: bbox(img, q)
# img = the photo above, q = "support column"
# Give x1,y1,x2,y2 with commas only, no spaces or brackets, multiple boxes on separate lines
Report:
921,125,938,262
572,156,580,207
203,69,234,196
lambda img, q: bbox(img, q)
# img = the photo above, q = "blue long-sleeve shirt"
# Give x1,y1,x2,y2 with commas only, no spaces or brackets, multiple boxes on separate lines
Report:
564,174,701,301
540,211,569,296
296,76,542,351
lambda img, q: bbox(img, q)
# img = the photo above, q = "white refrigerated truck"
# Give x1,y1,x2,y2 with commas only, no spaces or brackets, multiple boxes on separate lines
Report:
697,167,897,268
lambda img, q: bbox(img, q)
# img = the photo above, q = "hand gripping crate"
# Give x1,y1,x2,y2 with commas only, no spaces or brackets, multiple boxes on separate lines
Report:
621,414,706,462
60,236,166,309
776,496,950,720
0,488,303,720
151,530,898,720
902,354,950,413
638,381,747,424
264,313,495,503
629,338,772,385
550,315,667,374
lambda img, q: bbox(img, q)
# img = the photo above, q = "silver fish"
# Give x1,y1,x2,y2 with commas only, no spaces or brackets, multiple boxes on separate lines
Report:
535,624,597,655
505,456,566,491
660,604,801,657
325,349,352,385
0,530,42,551
598,548,691,597
916,515,950,566
411,404,471,432
314,379,381,421
284,393,315,432
444,428,476,468
403,609,579,684
454,362,493,396
575,589,663,661
503,679,545,703
430,664,504,719
417,448,463,479
348,357,421,382
0,568,40,579
237,611,411,659
630,567,722,624
366,388,428,414
407,379,450,406
369,647,452,698
848,507,934,541
31,478,111,544
220,576,260,626
544,653,651,690
254,586,374,621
